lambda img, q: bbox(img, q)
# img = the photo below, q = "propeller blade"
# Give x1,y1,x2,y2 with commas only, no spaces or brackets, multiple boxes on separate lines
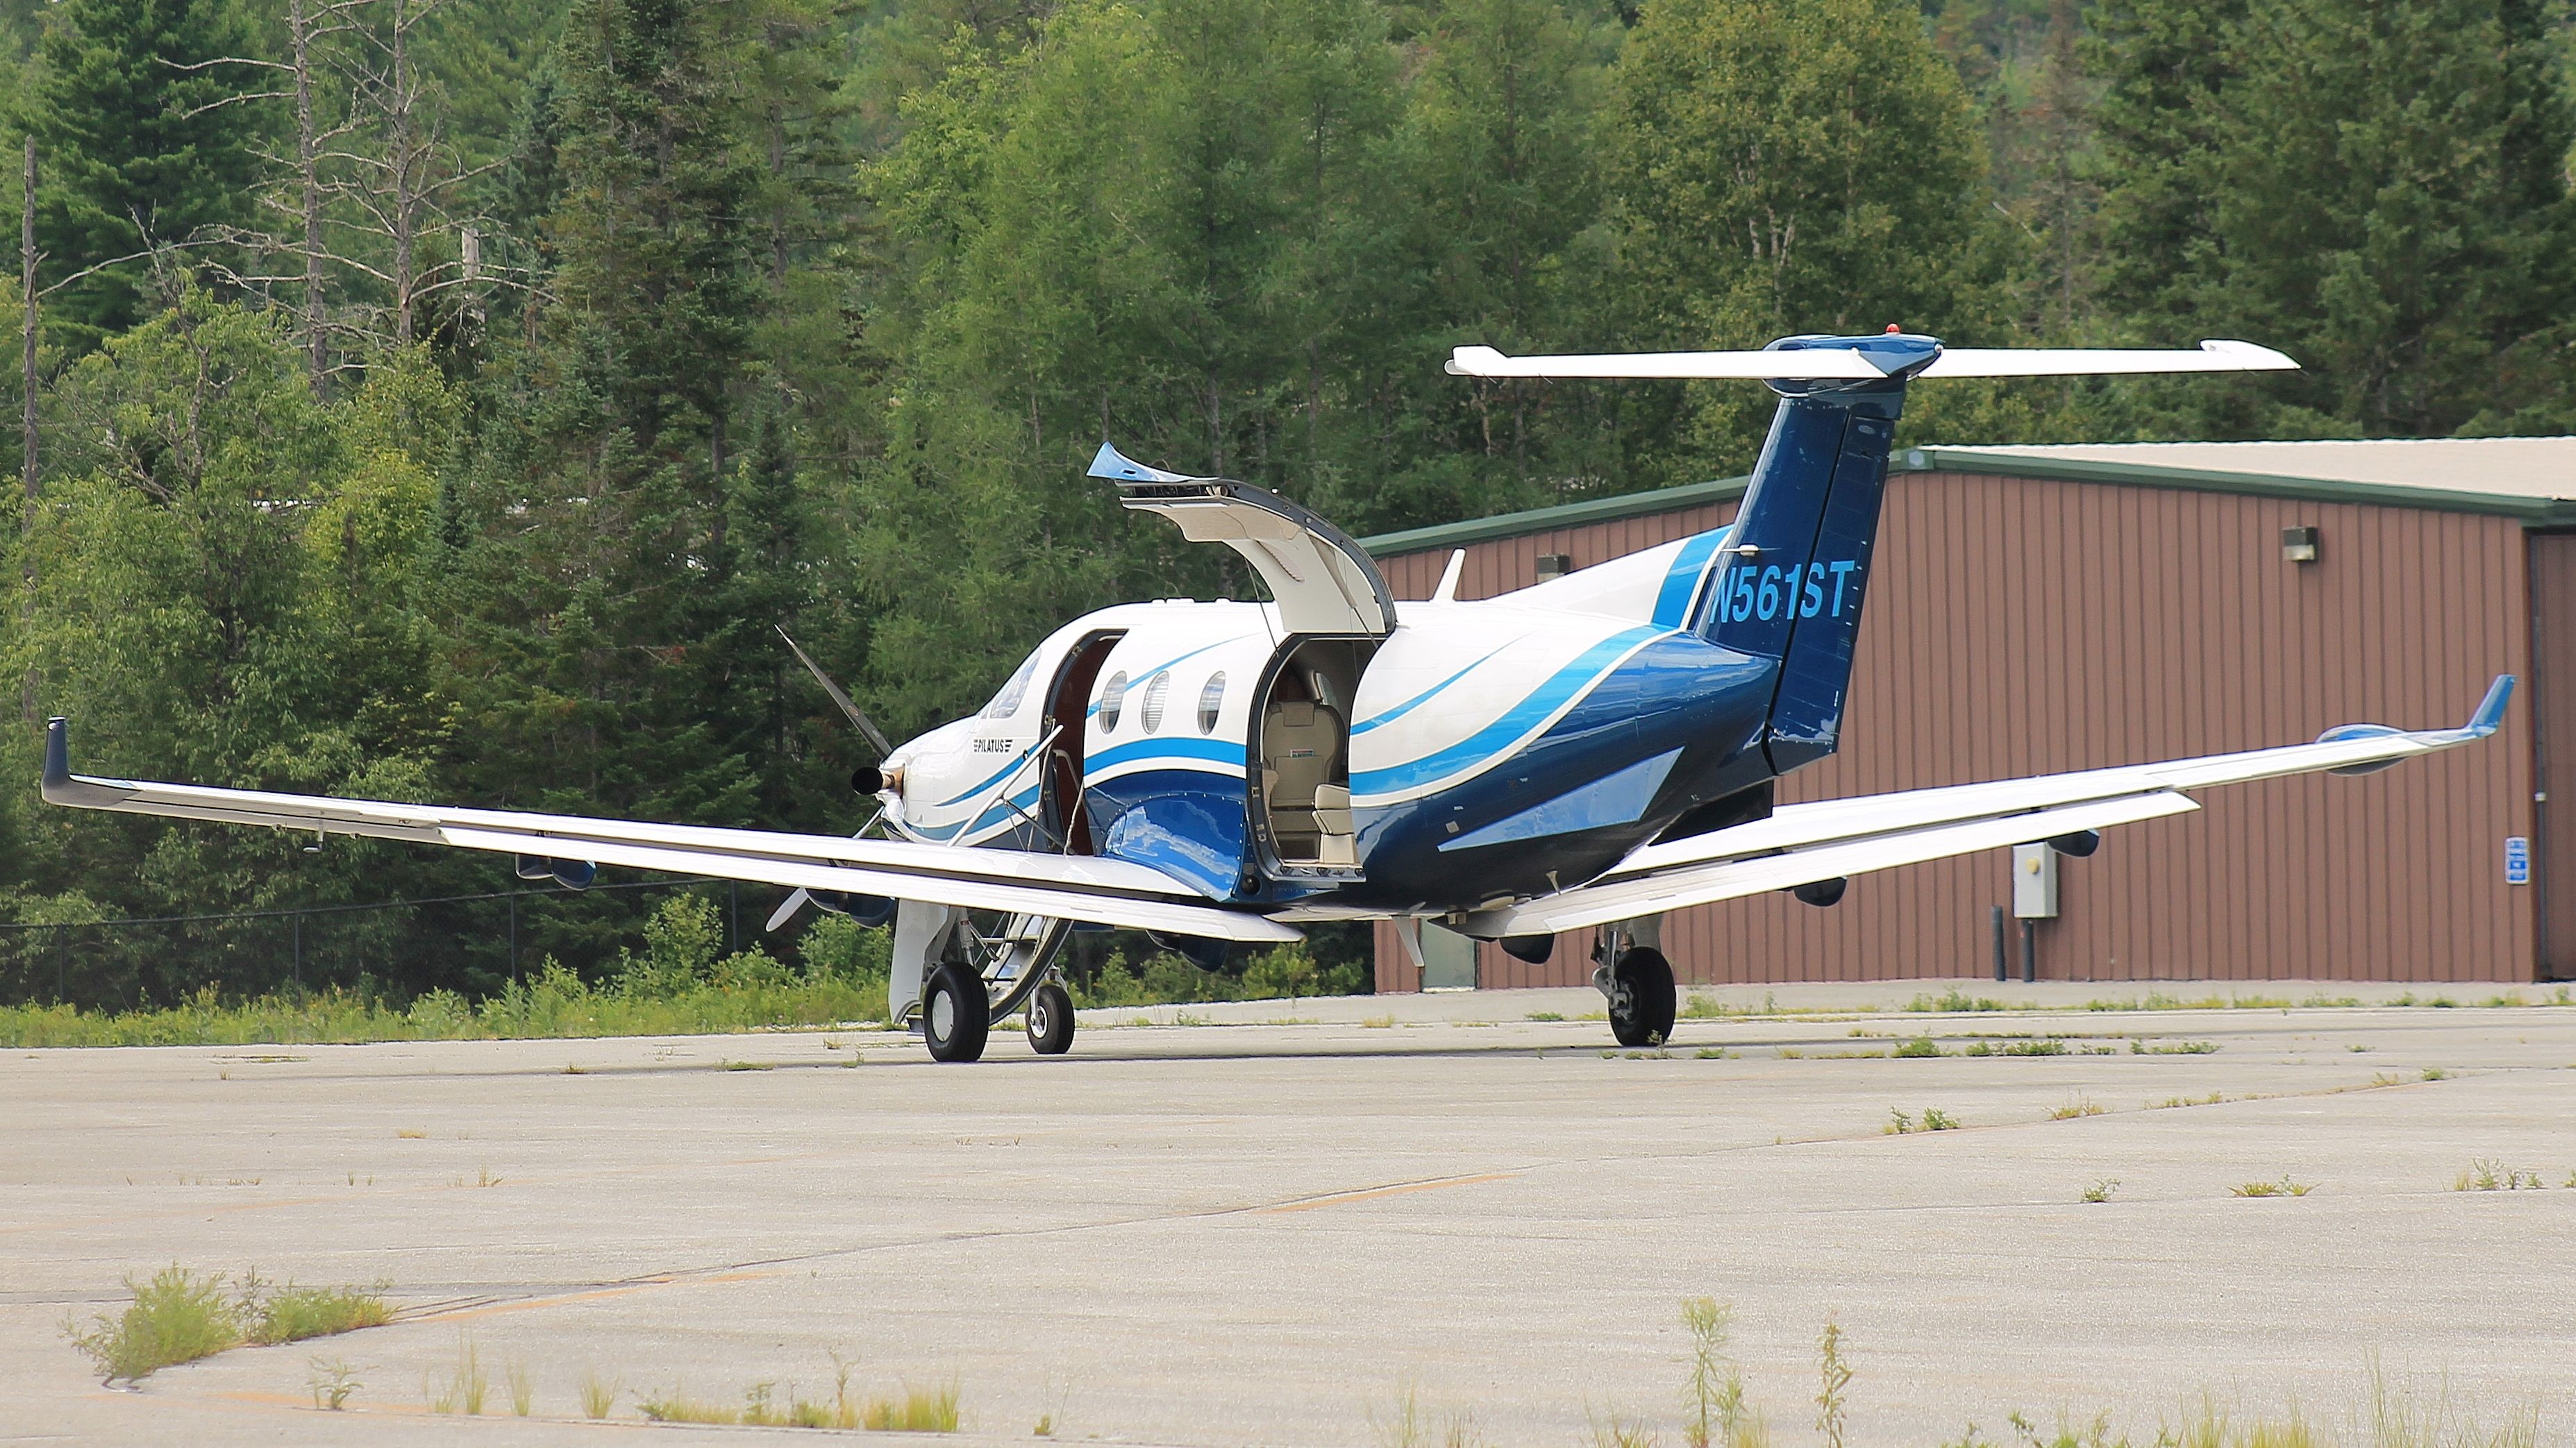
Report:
777,626,895,758
764,887,812,933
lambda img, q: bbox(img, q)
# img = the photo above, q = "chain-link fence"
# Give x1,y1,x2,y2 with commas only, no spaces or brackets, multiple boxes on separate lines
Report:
0,876,770,1012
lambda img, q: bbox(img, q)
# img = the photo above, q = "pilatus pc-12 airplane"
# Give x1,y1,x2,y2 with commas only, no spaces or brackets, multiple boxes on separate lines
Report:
43,330,2513,1061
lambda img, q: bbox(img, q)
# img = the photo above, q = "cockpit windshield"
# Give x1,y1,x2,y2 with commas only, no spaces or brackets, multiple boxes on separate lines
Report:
981,649,1043,720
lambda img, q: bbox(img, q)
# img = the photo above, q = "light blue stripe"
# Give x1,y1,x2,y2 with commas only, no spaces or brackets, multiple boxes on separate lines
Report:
1653,528,1729,630
1350,625,1667,798
1087,736,1247,772
1351,643,1512,736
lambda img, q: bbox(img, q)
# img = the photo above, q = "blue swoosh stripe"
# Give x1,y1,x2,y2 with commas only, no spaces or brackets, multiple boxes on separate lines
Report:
1351,643,1512,736
933,748,1043,807
1653,528,1729,630
1350,625,1668,798
1088,736,1246,772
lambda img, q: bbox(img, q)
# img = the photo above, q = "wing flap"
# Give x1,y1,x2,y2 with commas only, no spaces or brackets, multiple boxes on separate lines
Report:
1465,791,2198,936
436,830,1298,941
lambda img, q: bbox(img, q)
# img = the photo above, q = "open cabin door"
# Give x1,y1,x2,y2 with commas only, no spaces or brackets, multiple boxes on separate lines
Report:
1089,442,1398,638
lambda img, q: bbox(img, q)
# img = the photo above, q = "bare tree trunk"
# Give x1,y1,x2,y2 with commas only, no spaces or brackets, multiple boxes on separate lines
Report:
292,0,327,389
390,0,417,345
22,137,39,724
20,140,35,520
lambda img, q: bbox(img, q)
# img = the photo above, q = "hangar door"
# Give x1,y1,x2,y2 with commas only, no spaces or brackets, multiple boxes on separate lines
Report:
2534,532,2576,979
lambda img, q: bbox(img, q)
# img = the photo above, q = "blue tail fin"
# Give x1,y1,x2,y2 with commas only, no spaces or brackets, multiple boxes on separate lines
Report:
1694,332,1932,774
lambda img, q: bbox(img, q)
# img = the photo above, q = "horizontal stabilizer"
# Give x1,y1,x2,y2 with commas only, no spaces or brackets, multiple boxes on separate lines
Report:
1446,339,2298,382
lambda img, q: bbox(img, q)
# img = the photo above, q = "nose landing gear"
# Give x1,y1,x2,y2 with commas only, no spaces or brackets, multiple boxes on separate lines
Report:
1025,980,1076,1055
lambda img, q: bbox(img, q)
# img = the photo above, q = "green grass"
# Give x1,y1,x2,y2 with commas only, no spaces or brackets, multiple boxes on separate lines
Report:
1885,1106,1959,1134
2050,1097,2107,1120
62,1267,394,1383
2230,1176,2316,1198
1894,1035,1946,1058
1907,989,2014,1013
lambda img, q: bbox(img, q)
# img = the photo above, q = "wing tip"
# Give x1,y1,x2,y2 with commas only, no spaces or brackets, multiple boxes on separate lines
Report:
2468,674,2516,736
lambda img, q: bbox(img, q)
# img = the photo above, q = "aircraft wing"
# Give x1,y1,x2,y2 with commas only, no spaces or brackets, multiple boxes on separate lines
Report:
1459,677,2513,938
38,719,1300,943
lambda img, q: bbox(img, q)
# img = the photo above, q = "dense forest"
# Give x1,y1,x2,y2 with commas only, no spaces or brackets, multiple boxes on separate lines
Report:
3,0,2573,1006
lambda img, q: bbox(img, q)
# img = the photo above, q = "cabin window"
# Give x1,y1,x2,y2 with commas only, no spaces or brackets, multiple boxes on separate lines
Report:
1139,671,1171,732
1197,672,1226,734
1098,671,1128,732
982,650,1042,720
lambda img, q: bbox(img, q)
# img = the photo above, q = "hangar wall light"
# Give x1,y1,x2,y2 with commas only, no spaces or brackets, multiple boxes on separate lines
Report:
2282,525,2320,563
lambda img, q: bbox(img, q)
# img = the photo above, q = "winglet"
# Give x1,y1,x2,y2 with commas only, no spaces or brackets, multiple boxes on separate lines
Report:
2465,674,2515,736
1087,441,1198,485
39,717,135,808
42,717,69,797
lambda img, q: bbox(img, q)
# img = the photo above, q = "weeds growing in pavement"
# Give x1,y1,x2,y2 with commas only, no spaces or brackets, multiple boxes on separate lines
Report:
427,1333,489,1414
2050,1097,2107,1120
307,1356,358,1411
61,1266,392,1383
507,1358,535,1416
1815,1318,1852,1448
580,1370,619,1419
2081,1179,2121,1204
1588,1410,1660,1447
1887,1106,1959,1134
863,1379,962,1432
1681,1298,1765,1448
2230,1177,2315,1198
1907,989,2013,1013
2452,1160,2548,1191
1371,1383,1484,1447
1895,1035,1946,1058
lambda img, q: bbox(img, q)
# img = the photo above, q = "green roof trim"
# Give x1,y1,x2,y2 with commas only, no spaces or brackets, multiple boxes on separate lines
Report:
1900,447,2576,527
1360,448,2576,556
1360,475,1750,556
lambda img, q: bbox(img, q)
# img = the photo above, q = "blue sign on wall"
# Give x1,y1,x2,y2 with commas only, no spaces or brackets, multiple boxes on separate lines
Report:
2505,835,2531,886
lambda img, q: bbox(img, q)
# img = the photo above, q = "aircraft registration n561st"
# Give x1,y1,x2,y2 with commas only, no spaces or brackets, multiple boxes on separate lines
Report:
42,330,2513,1061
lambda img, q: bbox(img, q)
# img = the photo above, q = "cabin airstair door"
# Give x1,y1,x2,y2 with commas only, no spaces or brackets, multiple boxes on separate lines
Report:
1089,444,1398,638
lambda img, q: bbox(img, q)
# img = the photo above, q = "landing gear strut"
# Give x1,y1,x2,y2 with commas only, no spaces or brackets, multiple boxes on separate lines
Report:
1594,918,1675,1047
1607,948,1676,1047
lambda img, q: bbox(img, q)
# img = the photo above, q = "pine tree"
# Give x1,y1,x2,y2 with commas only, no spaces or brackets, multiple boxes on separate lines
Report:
2093,0,2576,437
1604,0,2006,473
17,0,276,340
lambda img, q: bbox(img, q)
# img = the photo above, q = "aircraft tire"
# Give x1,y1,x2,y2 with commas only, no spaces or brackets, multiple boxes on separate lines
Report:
1609,948,1676,1047
923,961,992,1063
1026,981,1076,1055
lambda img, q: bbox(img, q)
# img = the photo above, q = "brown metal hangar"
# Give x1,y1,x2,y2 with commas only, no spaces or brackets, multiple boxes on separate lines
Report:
1362,439,2576,991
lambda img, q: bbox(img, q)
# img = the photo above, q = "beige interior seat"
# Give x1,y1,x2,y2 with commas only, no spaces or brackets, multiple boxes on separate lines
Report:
1261,700,1348,860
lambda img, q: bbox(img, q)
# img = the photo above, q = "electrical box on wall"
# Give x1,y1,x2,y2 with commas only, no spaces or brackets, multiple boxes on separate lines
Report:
2012,842,2059,918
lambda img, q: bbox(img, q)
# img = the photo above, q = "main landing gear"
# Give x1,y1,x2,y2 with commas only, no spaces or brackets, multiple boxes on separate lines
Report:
1594,919,1675,1047
913,910,1078,1063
